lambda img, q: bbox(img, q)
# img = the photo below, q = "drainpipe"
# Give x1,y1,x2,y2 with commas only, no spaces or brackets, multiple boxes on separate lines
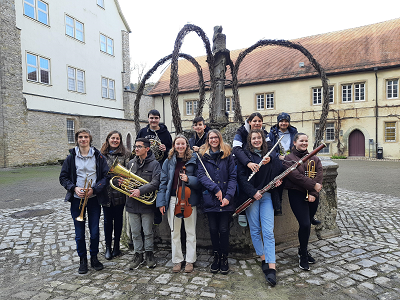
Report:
161,94,166,123
374,67,378,158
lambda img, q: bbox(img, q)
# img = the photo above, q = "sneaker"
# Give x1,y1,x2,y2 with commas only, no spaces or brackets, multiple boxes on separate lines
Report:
297,248,316,264
184,262,194,273
172,262,182,273
78,256,88,274
220,254,229,275
210,251,220,274
145,251,156,269
90,255,104,271
299,254,310,271
238,215,248,227
311,217,321,226
130,252,144,270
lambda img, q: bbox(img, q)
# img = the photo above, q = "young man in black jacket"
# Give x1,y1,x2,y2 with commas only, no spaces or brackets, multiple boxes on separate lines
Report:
59,128,109,274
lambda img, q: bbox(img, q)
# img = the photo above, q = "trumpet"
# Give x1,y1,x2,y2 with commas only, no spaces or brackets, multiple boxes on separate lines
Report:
305,160,317,201
108,159,157,205
76,176,92,222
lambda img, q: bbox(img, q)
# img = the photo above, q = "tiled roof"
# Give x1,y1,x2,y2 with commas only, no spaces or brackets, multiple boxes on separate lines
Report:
150,18,400,95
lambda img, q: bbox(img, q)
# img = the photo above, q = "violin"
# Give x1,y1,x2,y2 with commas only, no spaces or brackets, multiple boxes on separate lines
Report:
175,166,192,218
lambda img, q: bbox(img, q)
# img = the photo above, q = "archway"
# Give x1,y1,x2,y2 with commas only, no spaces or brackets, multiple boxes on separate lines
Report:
348,129,365,156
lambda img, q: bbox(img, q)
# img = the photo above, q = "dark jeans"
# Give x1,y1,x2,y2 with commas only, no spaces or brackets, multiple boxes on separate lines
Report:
70,196,101,258
288,189,319,251
102,204,124,246
206,211,231,255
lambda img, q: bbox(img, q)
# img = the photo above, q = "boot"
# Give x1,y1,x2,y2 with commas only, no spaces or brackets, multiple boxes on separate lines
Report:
112,243,121,258
90,255,104,271
145,251,156,268
210,251,220,273
297,247,316,264
220,253,229,275
78,256,88,274
262,261,277,287
104,243,112,260
130,252,144,270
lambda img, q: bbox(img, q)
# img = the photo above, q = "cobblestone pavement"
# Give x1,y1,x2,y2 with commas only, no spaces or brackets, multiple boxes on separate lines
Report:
1,188,400,300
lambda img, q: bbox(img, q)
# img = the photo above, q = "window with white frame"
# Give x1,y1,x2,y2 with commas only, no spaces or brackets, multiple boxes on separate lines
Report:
315,122,335,142
312,86,334,105
342,82,365,102
256,93,274,110
385,122,396,142
65,15,84,42
67,67,85,93
26,53,50,84
67,119,75,143
226,97,234,113
24,0,49,25
100,34,113,55
102,77,115,99
387,79,399,99
97,0,104,8
185,100,198,115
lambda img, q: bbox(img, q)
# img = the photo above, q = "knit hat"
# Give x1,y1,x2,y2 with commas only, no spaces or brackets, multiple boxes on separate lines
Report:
277,112,290,123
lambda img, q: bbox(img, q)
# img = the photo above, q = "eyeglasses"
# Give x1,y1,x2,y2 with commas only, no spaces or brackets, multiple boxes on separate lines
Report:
134,145,145,149
209,136,219,140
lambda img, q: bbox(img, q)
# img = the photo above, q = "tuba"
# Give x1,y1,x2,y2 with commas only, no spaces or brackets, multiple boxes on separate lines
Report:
130,138,164,162
108,159,157,205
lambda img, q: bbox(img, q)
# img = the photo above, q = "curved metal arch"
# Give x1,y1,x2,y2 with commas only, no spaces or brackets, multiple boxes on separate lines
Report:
231,39,330,148
134,53,206,134
170,24,215,134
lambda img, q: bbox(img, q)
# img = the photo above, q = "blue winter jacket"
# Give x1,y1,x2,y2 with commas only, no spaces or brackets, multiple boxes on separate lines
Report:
266,124,298,158
156,153,201,211
197,150,237,213
59,147,109,204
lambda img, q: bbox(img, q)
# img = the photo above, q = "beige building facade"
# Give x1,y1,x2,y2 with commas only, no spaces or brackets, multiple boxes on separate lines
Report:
150,19,400,159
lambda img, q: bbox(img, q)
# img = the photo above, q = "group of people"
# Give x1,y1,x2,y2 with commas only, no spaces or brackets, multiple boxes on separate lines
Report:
59,109,323,287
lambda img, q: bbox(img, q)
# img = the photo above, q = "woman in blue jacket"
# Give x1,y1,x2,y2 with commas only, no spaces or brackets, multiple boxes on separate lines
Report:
156,135,201,273
197,129,237,275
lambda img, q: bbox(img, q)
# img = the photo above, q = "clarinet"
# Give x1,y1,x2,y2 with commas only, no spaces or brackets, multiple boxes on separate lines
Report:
233,143,326,217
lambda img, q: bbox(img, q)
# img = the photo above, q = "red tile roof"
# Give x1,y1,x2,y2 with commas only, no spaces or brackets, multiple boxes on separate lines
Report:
150,18,400,95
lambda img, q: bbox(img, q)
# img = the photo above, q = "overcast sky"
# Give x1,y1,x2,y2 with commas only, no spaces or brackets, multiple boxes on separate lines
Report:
118,0,400,83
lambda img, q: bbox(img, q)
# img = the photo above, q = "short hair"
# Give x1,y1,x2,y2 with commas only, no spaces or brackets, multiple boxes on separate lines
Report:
75,128,93,146
135,137,150,148
148,109,160,117
192,116,205,125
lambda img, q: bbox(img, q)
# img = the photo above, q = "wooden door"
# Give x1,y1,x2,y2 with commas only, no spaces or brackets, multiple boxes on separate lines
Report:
348,130,365,156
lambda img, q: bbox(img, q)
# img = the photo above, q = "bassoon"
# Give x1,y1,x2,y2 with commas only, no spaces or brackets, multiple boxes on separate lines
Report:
232,143,326,217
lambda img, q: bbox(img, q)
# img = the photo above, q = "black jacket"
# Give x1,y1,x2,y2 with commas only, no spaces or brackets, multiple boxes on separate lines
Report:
59,147,109,204
189,126,210,150
125,151,161,214
136,123,172,166
237,149,282,212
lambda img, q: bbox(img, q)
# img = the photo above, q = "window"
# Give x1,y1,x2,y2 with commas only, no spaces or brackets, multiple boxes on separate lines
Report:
342,83,365,102
97,0,104,8
67,119,75,143
26,53,50,84
385,122,396,142
387,79,398,99
312,86,334,105
65,15,84,42
68,67,85,93
315,122,335,142
226,97,234,112
102,77,115,99
185,100,198,115
24,0,49,25
256,93,274,110
100,34,113,55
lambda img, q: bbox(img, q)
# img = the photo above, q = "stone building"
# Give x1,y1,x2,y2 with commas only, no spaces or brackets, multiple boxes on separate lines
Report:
0,0,151,168
149,18,400,159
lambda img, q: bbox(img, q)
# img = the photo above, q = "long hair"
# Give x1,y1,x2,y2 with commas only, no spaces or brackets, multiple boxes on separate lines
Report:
199,129,231,159
246,129,269,156
100,130,127,155
168,134,193,161
248,112,263,123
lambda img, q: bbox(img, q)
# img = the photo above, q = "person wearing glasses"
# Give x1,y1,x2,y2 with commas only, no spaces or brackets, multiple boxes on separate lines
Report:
197,129,237,275
125,138,161,269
